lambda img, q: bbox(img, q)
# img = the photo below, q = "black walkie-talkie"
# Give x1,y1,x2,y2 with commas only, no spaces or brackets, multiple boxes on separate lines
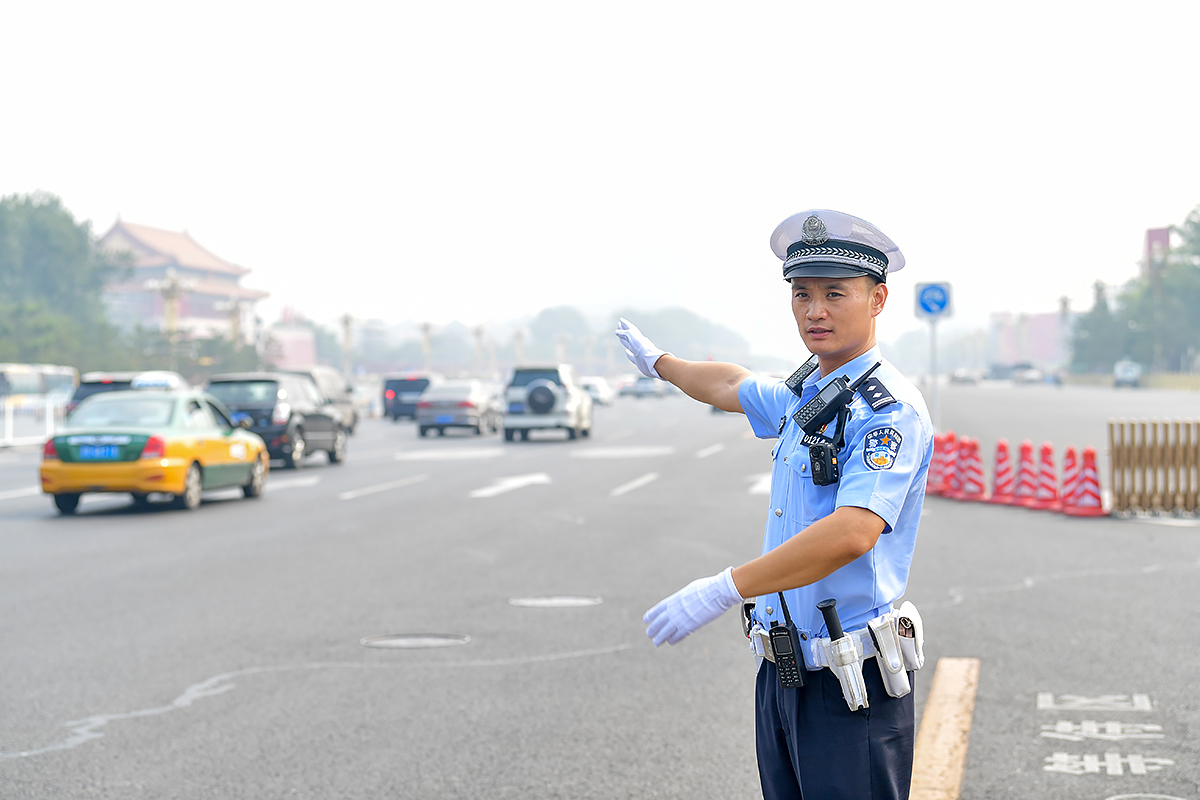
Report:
769,592,806,689
793,361,882,435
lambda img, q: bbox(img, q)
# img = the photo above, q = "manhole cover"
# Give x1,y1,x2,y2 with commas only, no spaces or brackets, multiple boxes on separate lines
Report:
359,633,471,649
508,596,603,608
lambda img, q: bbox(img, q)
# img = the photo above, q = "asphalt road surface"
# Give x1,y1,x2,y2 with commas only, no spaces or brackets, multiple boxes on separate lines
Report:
2,385,1197,799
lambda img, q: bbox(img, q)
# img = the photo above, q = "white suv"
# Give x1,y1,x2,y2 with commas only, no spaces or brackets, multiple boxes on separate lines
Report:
503,365,593,442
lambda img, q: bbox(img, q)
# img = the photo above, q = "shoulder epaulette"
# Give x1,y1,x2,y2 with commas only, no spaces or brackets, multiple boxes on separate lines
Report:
856,375,897,411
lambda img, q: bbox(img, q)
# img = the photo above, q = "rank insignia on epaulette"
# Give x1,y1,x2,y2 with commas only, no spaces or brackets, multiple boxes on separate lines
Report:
857,377,896,411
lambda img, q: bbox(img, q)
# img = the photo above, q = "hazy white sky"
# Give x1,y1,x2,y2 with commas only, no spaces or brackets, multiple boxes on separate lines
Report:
3,2,1198,359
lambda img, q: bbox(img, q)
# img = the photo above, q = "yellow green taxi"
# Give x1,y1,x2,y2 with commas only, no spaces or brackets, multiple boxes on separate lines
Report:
40,389,269,515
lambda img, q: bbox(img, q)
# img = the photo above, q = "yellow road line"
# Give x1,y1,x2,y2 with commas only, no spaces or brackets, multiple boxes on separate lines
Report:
911,657,982,800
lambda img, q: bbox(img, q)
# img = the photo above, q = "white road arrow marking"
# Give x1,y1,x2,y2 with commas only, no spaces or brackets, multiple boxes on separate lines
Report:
610,472,659,497
570,446,674,459
395,449,503,461
0,487,41,501
338,474,428,501
469,473,551,498
747,473,771,495
265,476,322,492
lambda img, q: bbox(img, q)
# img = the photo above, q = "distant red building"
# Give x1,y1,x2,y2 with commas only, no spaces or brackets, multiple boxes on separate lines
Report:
988,307,1076,373
99,220,268,342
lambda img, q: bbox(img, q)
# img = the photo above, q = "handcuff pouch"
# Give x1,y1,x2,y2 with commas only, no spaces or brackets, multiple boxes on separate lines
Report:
867,614,912,698
897,601,926,671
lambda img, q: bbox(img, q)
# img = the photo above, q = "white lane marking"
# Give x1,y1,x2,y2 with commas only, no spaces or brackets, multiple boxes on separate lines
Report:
469,473,551,498
0,645,633,760
394,449,503,461
0,487,41,501
338,474,427,501
264,476,322,492
346,448,401,460
748,473,771,495
610,472,659,497
930,558,1200,610
695,443,725,459
1037,694,1152,712
1131,516,1200,528
1040,720,1163,742
570,446,674,459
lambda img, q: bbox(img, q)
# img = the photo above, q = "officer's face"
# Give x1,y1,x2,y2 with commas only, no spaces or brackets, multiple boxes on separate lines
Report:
791,276,888,368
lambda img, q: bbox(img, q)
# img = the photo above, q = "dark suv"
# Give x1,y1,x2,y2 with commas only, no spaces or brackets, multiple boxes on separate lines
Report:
383,374,441,421
206,372,347,468
285,366,358,434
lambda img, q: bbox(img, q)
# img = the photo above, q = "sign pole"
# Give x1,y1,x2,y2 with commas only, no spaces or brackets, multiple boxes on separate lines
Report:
929,317,938,430
914,282,952,432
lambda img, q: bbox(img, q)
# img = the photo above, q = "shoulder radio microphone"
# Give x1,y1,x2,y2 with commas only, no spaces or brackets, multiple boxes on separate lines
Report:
792,361,882,435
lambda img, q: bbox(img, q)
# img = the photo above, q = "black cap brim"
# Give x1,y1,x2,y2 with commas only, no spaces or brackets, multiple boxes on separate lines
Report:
783,263,877,281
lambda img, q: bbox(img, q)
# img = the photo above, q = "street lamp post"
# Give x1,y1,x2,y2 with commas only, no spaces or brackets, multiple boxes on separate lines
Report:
144,267,197,372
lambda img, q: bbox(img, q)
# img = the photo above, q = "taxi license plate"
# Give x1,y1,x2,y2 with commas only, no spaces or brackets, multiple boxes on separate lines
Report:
508,403,524,413
79,445,120,460
436,414,454,424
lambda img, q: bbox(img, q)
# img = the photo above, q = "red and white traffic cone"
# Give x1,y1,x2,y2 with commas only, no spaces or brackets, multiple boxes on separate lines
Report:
1058,446,1079,513
958,438,989,501
1012,440,1037,506
988,438,1016,504
945,436,967,499
1063,446,1108,517
932,432,955,496
928,433,947,495
1031,442,1060,510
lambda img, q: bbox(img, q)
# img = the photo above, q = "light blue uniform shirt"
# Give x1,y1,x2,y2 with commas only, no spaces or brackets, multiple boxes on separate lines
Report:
738,346,933,666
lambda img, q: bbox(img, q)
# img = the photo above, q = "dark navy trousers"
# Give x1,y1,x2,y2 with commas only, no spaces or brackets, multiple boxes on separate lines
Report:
755,659,915,800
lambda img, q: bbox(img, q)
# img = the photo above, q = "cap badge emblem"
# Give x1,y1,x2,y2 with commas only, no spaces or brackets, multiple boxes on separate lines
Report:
800,215,829,245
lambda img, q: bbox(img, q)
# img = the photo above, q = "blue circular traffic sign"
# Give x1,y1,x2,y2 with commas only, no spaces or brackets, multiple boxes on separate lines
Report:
916,283,952,318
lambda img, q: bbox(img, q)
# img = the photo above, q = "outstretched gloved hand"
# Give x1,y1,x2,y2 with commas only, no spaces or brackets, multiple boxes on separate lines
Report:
615,318,670,379
643,567,743,646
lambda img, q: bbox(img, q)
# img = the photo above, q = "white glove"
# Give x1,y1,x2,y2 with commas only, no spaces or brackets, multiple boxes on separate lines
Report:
615,317,670,379
643,567,743,646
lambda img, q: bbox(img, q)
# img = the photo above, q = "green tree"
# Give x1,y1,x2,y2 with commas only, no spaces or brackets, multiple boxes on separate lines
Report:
1070,204,1200,373
0,193,128,367
610,307,751,363
1071,281,1127,373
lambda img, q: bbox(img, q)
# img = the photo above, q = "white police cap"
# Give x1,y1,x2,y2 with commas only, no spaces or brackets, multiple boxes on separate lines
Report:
770,209,904,283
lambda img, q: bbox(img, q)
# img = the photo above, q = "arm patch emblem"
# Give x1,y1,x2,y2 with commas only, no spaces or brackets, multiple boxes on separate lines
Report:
864,427,903,470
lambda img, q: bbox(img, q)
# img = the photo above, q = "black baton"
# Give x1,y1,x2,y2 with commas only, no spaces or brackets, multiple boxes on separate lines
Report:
817,598,844,641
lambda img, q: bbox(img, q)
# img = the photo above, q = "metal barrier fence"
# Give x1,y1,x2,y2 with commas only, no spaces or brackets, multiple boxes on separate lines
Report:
1108,420,1200,514
1,397,66,448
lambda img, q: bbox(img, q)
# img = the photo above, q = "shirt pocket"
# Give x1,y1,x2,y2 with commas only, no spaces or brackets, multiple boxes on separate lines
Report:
782,444,838,529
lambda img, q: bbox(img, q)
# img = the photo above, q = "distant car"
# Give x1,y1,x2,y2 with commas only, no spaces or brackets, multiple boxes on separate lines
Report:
949,368,979,385
416,380,502,436
615,374,639,397
1014,367,1044,385
580,376,616,406
631,375,666,398
383,374,442,420
285,366,358,434
66,370,189,415
502,365,593,441
206,372,347,468
1113,360,1142,388
40,389,268,514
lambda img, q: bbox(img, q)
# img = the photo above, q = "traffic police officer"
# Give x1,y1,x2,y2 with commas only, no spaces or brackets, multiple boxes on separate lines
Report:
616,209,933,800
